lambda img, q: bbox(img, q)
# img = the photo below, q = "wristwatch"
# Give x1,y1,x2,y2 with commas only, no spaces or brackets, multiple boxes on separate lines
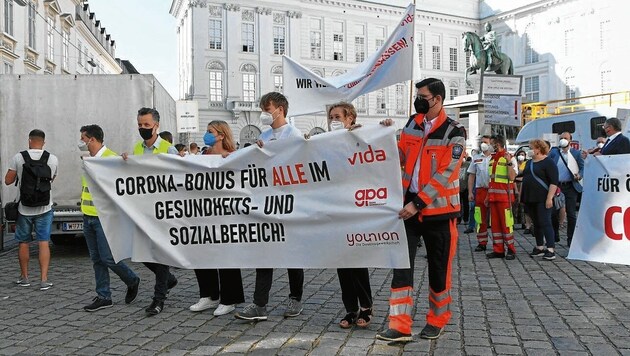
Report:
506,162,513,166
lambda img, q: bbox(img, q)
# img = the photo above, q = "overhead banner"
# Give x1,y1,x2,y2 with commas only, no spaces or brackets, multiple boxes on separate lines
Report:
83,126,410,269
568,154,630,265
283,3,418,116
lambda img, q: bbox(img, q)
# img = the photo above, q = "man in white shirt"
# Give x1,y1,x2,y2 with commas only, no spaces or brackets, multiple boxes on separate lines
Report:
4,129,58,291
466,136,492,251
236,92,304,321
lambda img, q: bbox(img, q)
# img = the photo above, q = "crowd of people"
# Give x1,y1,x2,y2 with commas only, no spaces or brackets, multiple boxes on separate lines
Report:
5,77,630,343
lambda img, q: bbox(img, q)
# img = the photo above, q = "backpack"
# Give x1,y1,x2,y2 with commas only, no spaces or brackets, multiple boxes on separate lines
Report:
19,150,52,207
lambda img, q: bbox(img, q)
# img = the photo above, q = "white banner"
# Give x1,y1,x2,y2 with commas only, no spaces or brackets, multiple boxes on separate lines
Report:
83,126,410,269
283,4,418,116
568,154,630,265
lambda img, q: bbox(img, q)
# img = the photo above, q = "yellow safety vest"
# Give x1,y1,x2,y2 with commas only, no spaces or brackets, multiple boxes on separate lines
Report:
81,148,117,216
133,139,172,155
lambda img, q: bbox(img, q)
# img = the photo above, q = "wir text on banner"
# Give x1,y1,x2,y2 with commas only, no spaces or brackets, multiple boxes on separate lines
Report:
83,126,410,269
568,154,630,265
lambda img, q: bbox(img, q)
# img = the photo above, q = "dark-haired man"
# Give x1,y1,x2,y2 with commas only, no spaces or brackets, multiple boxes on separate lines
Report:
5,129,58,291
127,108,179,315
236,92,304,321
377,78,466,341
599,117,630,155
79,125,141,312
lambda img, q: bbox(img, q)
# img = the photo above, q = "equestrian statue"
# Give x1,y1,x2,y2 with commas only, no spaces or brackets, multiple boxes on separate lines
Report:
463,23,514,87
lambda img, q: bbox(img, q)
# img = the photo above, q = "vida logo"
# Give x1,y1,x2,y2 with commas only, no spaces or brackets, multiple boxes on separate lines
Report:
347,145,386,166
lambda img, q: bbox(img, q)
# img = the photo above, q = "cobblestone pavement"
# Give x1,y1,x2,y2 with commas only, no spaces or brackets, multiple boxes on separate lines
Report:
1,224,629,355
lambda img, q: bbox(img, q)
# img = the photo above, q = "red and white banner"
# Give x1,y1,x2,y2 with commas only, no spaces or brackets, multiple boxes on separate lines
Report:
282,3,418,116
83,126,410,269
568,154,630,265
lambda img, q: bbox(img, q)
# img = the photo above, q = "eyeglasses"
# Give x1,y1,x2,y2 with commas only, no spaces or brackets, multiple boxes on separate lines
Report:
417,95,434,101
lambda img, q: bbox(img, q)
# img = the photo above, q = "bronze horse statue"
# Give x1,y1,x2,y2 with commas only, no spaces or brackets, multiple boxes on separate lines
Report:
462,31,513,86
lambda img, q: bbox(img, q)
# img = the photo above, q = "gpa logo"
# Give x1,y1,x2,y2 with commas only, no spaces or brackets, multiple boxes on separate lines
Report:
355,188,388,207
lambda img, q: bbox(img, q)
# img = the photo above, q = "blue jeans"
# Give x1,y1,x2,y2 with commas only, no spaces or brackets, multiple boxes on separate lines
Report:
83,215,138,300
467,201,476,230
526,202,555,249
15,210,53,242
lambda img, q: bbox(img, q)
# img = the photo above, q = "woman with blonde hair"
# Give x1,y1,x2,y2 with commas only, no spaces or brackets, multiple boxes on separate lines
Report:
520,139,559,260
326,102,373,329
190,121,244,315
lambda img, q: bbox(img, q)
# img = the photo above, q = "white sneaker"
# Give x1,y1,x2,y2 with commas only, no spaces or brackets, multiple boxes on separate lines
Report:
213,304,235,316
189,297,219,312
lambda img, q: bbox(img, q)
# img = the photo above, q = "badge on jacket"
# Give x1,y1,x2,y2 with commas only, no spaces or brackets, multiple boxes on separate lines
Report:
452,144,464,159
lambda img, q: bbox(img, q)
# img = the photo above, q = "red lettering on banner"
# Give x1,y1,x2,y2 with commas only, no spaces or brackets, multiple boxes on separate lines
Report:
355,188,388,207
604,206,630,240
347,145,387,165
272,164,308,186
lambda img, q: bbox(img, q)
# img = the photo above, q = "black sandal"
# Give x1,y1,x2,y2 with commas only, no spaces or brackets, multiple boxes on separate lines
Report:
339,312,357,329
356,308,372,328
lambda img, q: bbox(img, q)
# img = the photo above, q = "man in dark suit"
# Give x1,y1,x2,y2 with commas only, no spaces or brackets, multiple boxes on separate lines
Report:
548,132,584,247
599,118,630,155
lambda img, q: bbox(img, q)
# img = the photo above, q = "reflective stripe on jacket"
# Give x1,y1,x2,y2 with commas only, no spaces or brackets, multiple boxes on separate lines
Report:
80,148,117,216
488,151,514,203
398,109,467,221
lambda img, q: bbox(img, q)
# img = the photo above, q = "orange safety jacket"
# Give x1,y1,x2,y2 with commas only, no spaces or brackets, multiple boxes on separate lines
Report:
488,150,515,203
399,109,467,221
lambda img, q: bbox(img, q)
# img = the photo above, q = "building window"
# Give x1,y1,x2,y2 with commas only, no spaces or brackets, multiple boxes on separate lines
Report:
395,84,405,114
432,46,441,70
47,16,55,61
417,43,423,69
565,69,576,103
449,48,458,72
77,40,83,66
600,68,611,94
242,23,254,52
354,25,365,63
525,76,539,102
273,75,283,92
209,71,223,102
2,62,13,73
467,88,474,95
28,1,36,49
465,51,470,69
450,88,458,100
375,26,385,51
524,24,538,64
3,0,13,35
354,95,367,113
62,29,69,71
209,19,222,49
333,21,344,61
376,88,387,111
241,63,257,102
600,20,610,50
310,18,322,59
564,28,573,57
273,26,285,55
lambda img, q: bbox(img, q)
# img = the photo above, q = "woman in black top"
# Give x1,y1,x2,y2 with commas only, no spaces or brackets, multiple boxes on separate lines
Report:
521,139,559,260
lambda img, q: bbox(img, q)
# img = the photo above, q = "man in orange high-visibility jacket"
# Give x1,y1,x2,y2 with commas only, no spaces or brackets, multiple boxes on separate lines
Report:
485,135,518,260
376,78,466,342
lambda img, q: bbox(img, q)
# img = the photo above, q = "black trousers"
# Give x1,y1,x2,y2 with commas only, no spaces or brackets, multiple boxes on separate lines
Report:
253,268,303,307
337,268,372,313
552,183,579,244
143,262,177,302
391,192,455,293
194,269,244,305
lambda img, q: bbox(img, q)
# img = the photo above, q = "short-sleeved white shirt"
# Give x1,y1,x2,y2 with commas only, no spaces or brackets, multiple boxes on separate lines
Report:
259,124,302,143
9,149,59,216
467,153,491,188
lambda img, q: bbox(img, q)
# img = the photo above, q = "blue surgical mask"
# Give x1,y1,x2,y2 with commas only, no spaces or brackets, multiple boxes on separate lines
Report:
203,132,217,146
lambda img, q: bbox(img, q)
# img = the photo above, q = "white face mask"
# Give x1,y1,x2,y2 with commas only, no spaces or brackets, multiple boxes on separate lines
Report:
559,138,569,148
260,107,279,126
330,121,345,131
517,155,525,162
597,142,605,149
78,139,89,152
480,142,490,152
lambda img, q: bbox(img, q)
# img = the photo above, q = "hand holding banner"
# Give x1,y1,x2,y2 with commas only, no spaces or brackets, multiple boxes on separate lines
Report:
83,126,410,269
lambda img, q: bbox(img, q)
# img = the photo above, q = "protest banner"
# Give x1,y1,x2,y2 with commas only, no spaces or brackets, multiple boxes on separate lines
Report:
568,154,630,265
282,3,418,116
83,126,410,269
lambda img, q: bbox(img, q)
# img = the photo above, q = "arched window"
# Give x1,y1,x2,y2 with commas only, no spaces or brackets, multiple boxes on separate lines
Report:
311,68,323,77
207,61,225,102
241,63,257,102
449,81,459,100
524,23,538,64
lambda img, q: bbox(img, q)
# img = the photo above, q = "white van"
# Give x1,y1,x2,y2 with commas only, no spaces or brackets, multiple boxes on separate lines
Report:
515,108,629,151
